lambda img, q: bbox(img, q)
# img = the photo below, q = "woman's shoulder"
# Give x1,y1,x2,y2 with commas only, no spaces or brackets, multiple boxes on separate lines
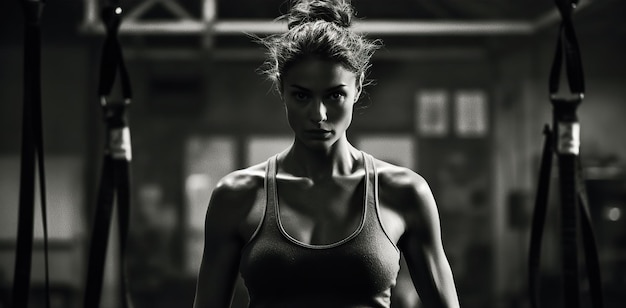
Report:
204,161,269,236
371,157,429,192
209,161,268,209
214,161,267,194
370,156,434,216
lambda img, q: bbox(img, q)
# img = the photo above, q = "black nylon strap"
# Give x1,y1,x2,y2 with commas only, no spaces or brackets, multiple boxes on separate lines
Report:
83,155,133,308
98,4,132,101
552,95,584,308
83,106,134,308
115,161,134,308
575,158,604,308
529,1,603,307
549,0,585,95
529,125,604,308
83,2,134,307
83,156,116,308
13,1,50,307
557,154,581,308
528,126,553,308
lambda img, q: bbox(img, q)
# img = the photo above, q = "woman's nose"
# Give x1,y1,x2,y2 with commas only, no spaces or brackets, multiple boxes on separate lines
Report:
309,100,328,123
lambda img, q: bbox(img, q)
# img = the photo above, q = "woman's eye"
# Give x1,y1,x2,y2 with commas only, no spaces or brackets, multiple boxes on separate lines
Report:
327,92,345,101
292,92,310,101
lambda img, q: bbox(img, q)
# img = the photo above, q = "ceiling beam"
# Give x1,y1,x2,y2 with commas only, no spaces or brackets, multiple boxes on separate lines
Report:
81,19,535,36
79,0,591,36
122,47,486,61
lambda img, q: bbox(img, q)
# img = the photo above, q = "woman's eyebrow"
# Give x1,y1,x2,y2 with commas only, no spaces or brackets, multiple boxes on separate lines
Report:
289,84,347,92
289,84,311,92
325,84,347,92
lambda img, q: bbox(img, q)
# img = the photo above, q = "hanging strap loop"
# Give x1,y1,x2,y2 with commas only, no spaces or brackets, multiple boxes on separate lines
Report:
13,1,50,307
98,3,132,105
549,0,585,96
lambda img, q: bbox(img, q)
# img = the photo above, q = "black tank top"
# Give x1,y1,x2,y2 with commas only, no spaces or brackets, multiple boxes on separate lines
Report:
240,152,401,308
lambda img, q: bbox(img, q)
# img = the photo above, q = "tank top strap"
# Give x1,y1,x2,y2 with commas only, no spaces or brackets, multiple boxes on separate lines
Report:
264,155,279,229
363,152,376,213
362,152,400,253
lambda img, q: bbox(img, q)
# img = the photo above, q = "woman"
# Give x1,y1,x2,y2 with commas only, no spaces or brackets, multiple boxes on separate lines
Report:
193,0,460,307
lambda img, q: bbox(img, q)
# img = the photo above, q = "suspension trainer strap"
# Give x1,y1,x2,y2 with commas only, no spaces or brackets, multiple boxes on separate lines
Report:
528,126,553,308
13,1,50,308
115,158,133,307
83,156,116,307
83,2,133,308
576,158,604,308
529,0,603,307
556,143,581,308
552,0,603,306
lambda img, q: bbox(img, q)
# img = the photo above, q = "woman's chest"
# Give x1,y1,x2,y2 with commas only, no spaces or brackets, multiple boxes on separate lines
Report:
277,179,366,245
240,224,401,299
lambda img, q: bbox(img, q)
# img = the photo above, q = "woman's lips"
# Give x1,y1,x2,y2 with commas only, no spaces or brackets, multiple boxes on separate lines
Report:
304,129,332,139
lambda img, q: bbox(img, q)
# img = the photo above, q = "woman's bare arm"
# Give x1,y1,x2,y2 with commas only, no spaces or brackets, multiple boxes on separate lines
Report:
398,174,460,308
193,171,262,308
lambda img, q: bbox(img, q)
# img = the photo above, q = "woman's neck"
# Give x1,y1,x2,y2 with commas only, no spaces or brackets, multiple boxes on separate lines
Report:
281,136,360,181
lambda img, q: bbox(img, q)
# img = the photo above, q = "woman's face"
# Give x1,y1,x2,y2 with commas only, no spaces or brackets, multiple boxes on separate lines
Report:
281,57,360,151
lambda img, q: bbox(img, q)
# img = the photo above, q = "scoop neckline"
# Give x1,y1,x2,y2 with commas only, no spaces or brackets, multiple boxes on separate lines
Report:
273,152,369,250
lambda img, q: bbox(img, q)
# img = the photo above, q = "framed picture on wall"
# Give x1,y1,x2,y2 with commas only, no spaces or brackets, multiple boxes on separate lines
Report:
454,90,489,137
416,90,449,137
355,135,416,170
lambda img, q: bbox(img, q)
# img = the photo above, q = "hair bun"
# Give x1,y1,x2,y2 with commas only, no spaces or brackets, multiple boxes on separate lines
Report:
286,0,354,29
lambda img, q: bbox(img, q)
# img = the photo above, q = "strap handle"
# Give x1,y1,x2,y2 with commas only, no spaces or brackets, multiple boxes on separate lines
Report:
13,1,50,307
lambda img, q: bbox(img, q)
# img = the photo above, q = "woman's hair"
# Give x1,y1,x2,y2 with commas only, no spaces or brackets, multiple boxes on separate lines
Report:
257,0,382,95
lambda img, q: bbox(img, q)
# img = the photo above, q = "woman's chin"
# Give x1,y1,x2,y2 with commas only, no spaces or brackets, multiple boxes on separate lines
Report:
298,137,337,152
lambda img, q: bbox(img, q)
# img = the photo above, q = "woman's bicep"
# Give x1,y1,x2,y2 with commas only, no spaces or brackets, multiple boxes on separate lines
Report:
193,236,242,308
193,184,249,308
399,180,460,308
